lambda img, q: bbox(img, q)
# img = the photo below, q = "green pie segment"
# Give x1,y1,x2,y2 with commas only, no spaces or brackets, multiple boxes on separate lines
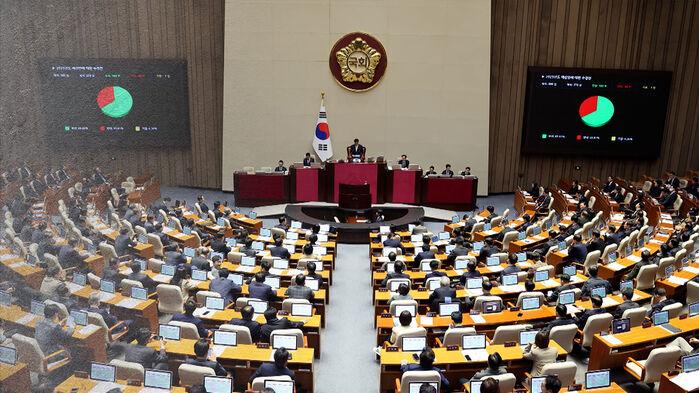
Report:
96,86,133,118
579,95,614,127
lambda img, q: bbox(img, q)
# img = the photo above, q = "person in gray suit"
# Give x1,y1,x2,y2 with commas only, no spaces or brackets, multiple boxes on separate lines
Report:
209,268,242,305
114,227,135,256
35,304,74,362
124,327,169,370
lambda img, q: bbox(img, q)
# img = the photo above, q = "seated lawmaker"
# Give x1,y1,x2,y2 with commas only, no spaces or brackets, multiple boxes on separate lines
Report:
274,160,287,172
414,243,435,265
580,265,612,298
397,154,410,168
302,152,315,167
229,305,262,342
249,348,295,382
441,164,454,176
400,348,451,392
185,338,229,377
567,234,588,263
269,237,291,259
259,307,304,343
575,295,605,329
346,138,366,161
543,304,576,333
647,287,676,317
381,260,409,287
171,300,210,338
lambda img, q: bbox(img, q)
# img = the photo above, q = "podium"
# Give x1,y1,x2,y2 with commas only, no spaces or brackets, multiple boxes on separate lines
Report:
289,164,324,202
326,161,386,204
386,166,422,204
338,183,371,209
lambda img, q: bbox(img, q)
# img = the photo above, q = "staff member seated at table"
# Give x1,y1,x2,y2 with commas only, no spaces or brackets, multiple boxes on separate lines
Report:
269,237,291,259
478,237,501,263
647,287,676,316
185,338,229,377
210,268,242,305
229,305,262,342
389,283,413,305
260,307,305,343
284,274,314,300
249,273,280,302
460,166,472,176
523,331,557,378
172,300,210,338
575,295,605,329
543,304,576,333
381,260,410,287
210,233,231,256
446,238,470,265
614,288,640,319
346,138,366,161
35,304,74,363
302,152,315,167
546,274,574,303
274,160,287,172
567,235,588,263
399,347,451,392
398,154,410,168
424,166,437,176
471,352,507,381
414,244,435,265
441,164,454,176
623,250,653,281
249,348,295,382
305,261,324,287
128,260,159,293
580,265,612,298
429,277,457,311
115,227,136,256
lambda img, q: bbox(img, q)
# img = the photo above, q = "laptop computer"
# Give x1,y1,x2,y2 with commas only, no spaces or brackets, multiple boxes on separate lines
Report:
205,297,225,311
90,362,116,382
204,376,234,393
438,302,461,317
69,310,88,326
558,291,575,305
191,269,208,281
213,330,238,347
228,274,243,286
454,259,468,270
401,336,426,352
562,265,576,277
0,346,17,365
519,329,539,345
462,334,487,350
682,354,699,373
394,304,417,317
158,324,181,341
263,380,293,393
522,296,541,311
585,369,611,389
427,279,441,291
248,300,268,314
653,310,681,333
100,280,116,294
466,278,483,290
144,369,172,390
486,256,500,267
291,303,313,317
73,273,87,286
482,301,502,314
534,269,549,282
501,274,518,286
689,302,699,317
272,334,298,351
591,286,606,298
131,286,148,300
516,252,527,262
266,276,281,289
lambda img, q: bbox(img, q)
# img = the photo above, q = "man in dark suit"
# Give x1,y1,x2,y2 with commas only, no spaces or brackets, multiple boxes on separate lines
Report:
34,304,74,362
128,260,159,293
259,307,304,343
274,160,287,172
666,171,681,188
269,237,291,259
660,187,678,210
441,164,454,176
229,305,262,342
102,258,122,289
398,154,410,168
414,244,436,265
546,274,575,303
58,238,88,271
210,233,231,256
428,277,457,311
190,248,211,271
115,227,135,256
614,289,640,319
185,339,229,376
623,250,653,281
478,237,501,263
172,300,210,338
164,247,187,267
602,176,617,193
586,230,606,254
210,268,242,304
347,138,366,161
580,265,613,298
124,328,169,370
499,253,521,281
302,152,315,167
543,304,576,333
248,273,280,302
575,295,606,329
196,195,210,213
248,348,295,383
459,262,482,285
383,233,405,255
446,238,470,265
605,225,622,245
424,260,446,285
647,287,676,317
567,234,588,263
305,261,325,287
460,166,472,176
399,348,450,391
424,166,437,176
238,238,257,257
143,215,157,233
380,260,410,287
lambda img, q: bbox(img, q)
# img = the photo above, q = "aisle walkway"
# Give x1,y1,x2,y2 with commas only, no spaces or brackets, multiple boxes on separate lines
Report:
315,244,377,392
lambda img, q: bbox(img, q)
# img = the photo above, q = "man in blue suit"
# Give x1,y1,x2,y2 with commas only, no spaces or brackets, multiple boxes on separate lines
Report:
171,300,210,338
209,268,242,305
567,234,588,263
248,273,279,301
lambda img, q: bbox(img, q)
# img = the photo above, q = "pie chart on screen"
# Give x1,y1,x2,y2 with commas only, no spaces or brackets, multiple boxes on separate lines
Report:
579,95,614,127
96,86,133,118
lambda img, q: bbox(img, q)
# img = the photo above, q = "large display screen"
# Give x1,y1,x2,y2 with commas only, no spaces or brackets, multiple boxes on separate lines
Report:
521,67,671,158
39,58,190,148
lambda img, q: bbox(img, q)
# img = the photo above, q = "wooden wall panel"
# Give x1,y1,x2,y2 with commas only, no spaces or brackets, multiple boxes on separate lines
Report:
489,0,699,193
0,0,223,188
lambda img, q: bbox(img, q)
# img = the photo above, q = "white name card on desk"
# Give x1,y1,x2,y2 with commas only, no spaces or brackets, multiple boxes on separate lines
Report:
470,314,486,324
0,254,17,261
670,372,699,391
600,334,622,346
500,285,525,293
606,262,625,271
627,255,642,262
601,297,620,307
15,313,37,325
78,324,100,336
684,266,699,274
668,276,689,285
419,316,433,326
116,298,143,309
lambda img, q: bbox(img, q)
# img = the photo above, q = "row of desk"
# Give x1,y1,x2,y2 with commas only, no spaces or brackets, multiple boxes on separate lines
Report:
234,162,478,210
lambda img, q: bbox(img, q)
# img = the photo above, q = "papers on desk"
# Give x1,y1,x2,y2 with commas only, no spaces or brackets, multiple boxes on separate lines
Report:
627,255,642,263
670,372,699,391
454,269,465,276
8,261,27,269
462,349,489,361
668,276,690,285
558,249,568,256
483,230,498,236
684,266,699,274
65,282,84,294
650,239,664,245
600,334,622,346
237,266,255,273
488,266,504,273
531,235,546,241
606,262,625,271
268,268,284,276
89,382,124,393
419,316,434,326
139,388,171,393
287,269,303,276
499,284,525,293
569,275,584,284
98,292,116,303
601,297,620,307
152,274,171,283
15,313,37,325
565,305,581,315
256,236,271,242
470,314,486,324
0,254,17,261
121,268,133,276
465,289,483,297
78,324,100,336
632,293,643,302
210,344,227,358
117,298,143,309
541,279,559,287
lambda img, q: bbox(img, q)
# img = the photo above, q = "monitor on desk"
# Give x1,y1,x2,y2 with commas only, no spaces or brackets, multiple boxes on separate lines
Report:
313,246,327,255
317,233,328,242
249,300,268,314
266,276,281,289
379,226,390,234
291,303,313,317
473,242,484,252
612,318,630,334
590,286,606,298
305,278,320,291
486,256,500,266
204,376,234,393
484,223,492,231
286,231,299,241
522,296,541,311
482,301,502,314
183,247,195,258
228,274,243,286
470,380,483,393
530,376,547,393
516,252,527,262
394,304,417,317
454,259,468,270
319,224,330,233
410,234,423,243
260,228,271,237
191,269,207,281
427,279,441,291
652,310,669,326
273,259,289,269
226,238,237,247
73,272,87,286
158,324,181,341
439,231,450,240
90,362,116,382
264,380,293,393
0,291,11,306
131,286,148,300
462,334,487,349
70,310,88,326
0,346,16,365
272,334,298,351
585,369,611,389
100,280,116,294
532,226,542,236
445,245,456,254
519,329,539,345
160,264,175,276
31,300,45,316
467,278,483,290
205,296,225,311
144,369,172,390
138,234,148,244
410,382,439,393
562,265,576,277
620,280,633,294
439,302,461,317
249,211,257,219
558,291,575,306
452,215,460,224
501,274,518,286
182,226,192,235
689,302,699,317
291,220,302,229
682,354,699,373
213,330,238,347
241,256,256,267
217,217,226,227
251,241,264,251
401,336,426,352
558,241,567,251
534,269,549,282
518,232,526,240
420,261,432,272
608,252,617,263
136,259,147,271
